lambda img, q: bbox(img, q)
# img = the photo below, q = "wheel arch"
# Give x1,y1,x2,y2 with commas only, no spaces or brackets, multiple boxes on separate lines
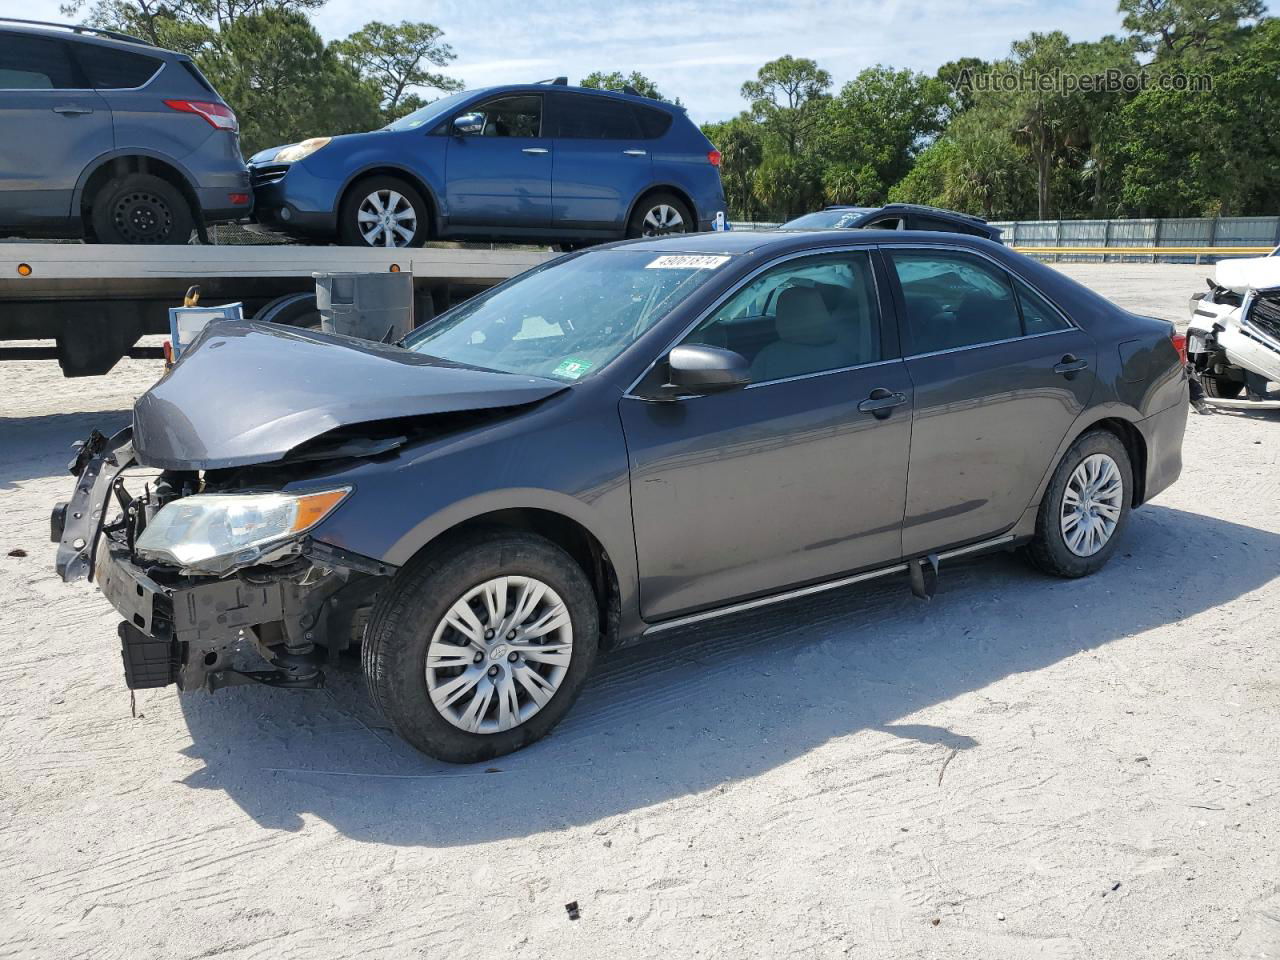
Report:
392,503,625,650
75,151,202,235
336,165,441,236
1034,412,1150,511
626,183,699,229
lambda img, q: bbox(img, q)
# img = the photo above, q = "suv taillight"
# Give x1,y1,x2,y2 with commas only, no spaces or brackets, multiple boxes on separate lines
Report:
163,99,238,132
707,149,721,167
1171,330,1188,365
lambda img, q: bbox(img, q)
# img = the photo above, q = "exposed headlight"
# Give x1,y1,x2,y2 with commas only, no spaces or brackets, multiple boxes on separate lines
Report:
135,488,349,574
274,137,331,163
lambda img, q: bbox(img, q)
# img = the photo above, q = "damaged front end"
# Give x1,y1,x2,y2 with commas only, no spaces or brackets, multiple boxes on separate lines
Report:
52,428,395,693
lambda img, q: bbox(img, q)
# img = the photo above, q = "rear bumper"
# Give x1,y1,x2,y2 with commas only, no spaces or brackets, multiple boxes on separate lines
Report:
1136,395,1188,504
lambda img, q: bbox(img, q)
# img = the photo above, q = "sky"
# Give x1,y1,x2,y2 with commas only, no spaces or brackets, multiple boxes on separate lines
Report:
22,0,1129,123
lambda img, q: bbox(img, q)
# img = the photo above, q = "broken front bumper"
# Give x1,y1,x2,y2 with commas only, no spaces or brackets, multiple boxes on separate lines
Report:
52,428,393,692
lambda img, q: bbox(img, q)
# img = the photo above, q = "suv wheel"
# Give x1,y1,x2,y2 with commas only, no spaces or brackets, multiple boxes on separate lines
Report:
362,530,599,763
1202,373,1244,399
1026,429,1133,578
90,173,194,245
627,192,693,238
339,176,428,248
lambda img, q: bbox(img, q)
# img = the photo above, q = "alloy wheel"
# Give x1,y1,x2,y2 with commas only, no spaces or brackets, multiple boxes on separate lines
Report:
1060,453,1124,557
641,203,686,236
357,189,418,247
425,575,574,734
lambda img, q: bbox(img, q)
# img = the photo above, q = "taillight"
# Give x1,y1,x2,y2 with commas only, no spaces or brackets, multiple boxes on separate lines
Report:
1171,330,1188,365
163,99,238,132
707,149,721,166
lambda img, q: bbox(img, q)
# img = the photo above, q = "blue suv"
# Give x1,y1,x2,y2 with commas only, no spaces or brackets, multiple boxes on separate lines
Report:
248,79,726,247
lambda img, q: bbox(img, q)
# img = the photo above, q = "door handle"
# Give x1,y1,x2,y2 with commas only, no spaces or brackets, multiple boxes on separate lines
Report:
857,388,908,419
53,105,93,115
521,147,549,155
622,149,647,157
1053,355,1089,378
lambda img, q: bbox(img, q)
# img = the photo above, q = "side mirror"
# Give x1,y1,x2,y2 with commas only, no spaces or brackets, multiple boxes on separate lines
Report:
665,344,750,395
453,113,484,135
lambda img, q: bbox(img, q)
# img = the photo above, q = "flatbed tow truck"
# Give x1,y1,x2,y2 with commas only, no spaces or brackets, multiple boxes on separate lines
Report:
0,243,554,376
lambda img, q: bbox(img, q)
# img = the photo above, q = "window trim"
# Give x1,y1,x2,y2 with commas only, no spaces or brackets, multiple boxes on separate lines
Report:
624,244,894,399
879,241,1077,359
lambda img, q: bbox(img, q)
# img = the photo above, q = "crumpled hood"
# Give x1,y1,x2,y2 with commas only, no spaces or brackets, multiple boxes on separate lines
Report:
133,320,567,470
1216,255,1280,294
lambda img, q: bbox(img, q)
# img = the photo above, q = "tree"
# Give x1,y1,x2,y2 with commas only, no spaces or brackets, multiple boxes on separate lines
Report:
198,9,381,155
702,115,763,219
1118,0,1264,57
580,70,673,102
752,152,824,220
335,21,461,121
1119,17,1280,215
936,56,990,118
740,55,832,156
61,0,322,50
818,66,950,204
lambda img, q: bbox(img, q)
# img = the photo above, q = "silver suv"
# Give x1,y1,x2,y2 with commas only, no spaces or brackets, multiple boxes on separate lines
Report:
0,19,249,243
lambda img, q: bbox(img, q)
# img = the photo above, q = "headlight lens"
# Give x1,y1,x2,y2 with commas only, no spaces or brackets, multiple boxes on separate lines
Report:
274,137,331,163
135,488,349,573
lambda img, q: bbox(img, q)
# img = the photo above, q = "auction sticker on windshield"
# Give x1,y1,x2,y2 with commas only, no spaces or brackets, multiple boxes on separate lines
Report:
552,357,594,380
645,255,731,270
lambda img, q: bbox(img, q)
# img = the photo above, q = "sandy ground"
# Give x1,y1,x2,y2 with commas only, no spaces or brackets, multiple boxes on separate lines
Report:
1,263,1277,960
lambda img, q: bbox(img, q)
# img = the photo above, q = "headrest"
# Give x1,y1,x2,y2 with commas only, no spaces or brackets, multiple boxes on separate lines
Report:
775,286,836,346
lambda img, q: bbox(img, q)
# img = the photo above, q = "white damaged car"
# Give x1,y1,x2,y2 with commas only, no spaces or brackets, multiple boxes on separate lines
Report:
1188,248,1280,404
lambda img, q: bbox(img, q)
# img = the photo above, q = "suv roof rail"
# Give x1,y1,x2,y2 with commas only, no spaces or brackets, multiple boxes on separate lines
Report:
0,16,154,46
535,76,569,85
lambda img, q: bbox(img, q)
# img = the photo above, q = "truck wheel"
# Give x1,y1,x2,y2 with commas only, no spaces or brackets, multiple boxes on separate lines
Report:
1202,374,1244,399
1025,429,1133,578
90,173,194,245
339,176,428,248
627,192,693,238
362,530,598,763
254,292,321,329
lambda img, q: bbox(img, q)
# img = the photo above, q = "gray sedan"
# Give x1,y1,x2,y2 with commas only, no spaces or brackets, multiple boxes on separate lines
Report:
53,229,1189,762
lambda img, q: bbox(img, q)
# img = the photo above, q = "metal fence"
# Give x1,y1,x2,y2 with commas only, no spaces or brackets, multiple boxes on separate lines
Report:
990,216,1280,263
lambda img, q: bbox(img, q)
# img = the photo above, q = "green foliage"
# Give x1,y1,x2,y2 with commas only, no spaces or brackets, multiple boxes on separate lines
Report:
579,71,675,103
334,21,460,122
198,9,381,155
1118,0,1264,56
740,55,832,156
701,115,764,220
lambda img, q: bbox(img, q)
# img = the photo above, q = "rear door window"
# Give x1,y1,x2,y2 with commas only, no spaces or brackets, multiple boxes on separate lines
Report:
72,43,161,89
554,94,641,139
1012,276,1071,335
888,250,1023,354
634,105,673,139
0,33,79,89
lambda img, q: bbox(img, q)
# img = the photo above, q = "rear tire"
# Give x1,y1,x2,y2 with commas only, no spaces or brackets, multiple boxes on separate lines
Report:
362,530,598,763
339,175,429,248
1026,429,1133,578
89,173,194,245
626,192,694,238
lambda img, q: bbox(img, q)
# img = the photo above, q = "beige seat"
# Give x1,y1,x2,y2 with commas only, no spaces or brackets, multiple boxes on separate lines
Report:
750,286,858,382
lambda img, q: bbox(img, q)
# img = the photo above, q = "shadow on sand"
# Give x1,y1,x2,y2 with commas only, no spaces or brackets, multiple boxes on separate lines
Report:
173,501,1279,847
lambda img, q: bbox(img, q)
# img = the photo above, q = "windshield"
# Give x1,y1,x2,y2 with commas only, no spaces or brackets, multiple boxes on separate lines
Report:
781,208,876,230
404,250,732,381
384,90,474,131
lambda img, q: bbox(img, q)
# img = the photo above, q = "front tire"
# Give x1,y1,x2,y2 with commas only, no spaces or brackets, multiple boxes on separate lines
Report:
1026,429,1133,578
339,175,428,248
362,531,598,763
1201,373,1244,399
89,173,194,244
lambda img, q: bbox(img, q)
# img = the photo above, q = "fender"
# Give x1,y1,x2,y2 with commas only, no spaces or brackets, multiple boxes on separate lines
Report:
381,485,645,641
72,147,201,214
